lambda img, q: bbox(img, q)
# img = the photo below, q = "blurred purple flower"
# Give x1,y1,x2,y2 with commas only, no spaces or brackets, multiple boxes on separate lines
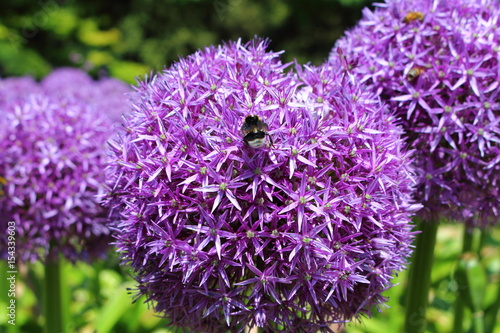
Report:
41,68,133,123
41,67,94,92
0,76,41,106
0,68,131,262
0,68,132,122
105,39,418,332
0,95,114,262
335,0,500,227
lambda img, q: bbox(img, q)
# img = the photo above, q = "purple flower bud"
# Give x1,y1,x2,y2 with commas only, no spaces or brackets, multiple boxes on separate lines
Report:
335,0,500,228
105,39,418,332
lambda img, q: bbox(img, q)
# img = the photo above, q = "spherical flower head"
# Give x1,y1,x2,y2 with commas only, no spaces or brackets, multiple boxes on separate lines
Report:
41,68,133,123
0,76,41,106
0,94,114,262
105,39,418,332
41,67,94,92
94,78,137,123
335,0,500,227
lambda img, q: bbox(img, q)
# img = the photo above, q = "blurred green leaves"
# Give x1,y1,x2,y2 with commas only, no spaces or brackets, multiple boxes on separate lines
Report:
0,254,169,333
77,19,121,47
0,0,371,83
44,8,78,36
0,40,51,77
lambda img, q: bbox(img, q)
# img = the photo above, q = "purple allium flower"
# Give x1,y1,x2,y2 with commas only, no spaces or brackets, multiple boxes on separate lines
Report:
105,39,418,332
335,0,500,228
0,76,41,106
0,68,132,123
41,68,133,123
0,71,126,262
41,67,94,92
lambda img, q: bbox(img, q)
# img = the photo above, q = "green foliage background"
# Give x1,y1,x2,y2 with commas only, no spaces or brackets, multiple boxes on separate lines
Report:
0,0,371,83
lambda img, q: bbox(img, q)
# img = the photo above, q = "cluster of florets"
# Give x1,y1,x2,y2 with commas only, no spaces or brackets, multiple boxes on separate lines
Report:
0,69,130,262
0,76,41,106
0,68,131,122
335,0,500,227
41,68,132,123
105,39,418,332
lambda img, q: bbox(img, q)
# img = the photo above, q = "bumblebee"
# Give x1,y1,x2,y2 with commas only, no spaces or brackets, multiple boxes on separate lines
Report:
240,115,271,148
403,11,424,23
407,66,424,81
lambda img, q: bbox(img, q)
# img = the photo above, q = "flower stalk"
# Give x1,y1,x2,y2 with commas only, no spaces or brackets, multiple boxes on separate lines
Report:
453,226,488,333
484,277,500,333
43,248,63,333
404,219,438,333
1,260,19,333
452,226,474,333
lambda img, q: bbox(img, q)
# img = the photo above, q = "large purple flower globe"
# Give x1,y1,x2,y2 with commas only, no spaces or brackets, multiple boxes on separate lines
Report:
0,68,132,123
105,39,418,332
335,0,500,227
0,70,129,262
41,68,132,123
0,76,41,106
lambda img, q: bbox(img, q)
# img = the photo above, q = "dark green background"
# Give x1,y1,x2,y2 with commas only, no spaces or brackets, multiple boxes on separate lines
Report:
0,0,371,83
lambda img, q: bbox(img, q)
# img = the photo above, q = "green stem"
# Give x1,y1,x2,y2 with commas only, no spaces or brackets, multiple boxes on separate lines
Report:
471,311,484,333
484,277,500,333
477,229,487,259
403,219,438,333
1,260,19,333
43,255,64,333
462,227,474,253
93,260,103,306
60,261,70,333
452,226,474,333
1,259,10,309
452,298,466,333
